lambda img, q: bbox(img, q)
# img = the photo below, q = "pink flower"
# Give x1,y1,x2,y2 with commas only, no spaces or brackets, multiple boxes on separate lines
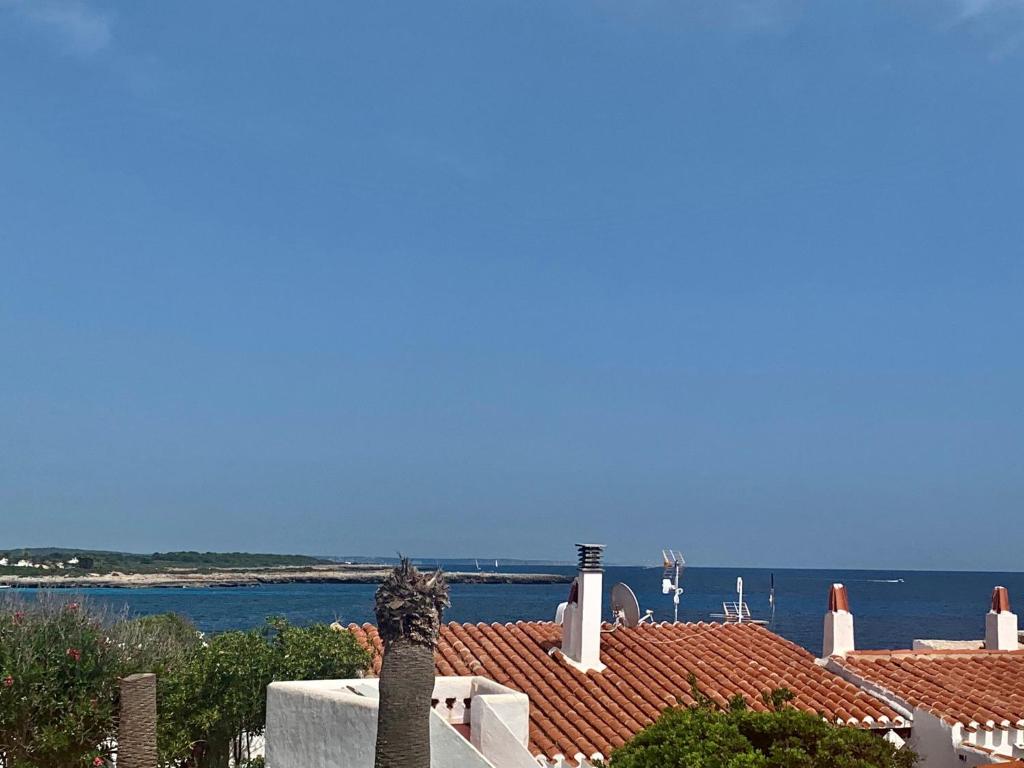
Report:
93,757,104,766
3,675,13,688
66,602,80,612
12,611,24,625
67,648,82,662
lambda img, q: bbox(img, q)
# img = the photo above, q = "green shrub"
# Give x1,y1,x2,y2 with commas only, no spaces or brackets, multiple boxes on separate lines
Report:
1,599,370,768
608,686,916,768
0,597,120,768
266,616,370,680
150,616,371,767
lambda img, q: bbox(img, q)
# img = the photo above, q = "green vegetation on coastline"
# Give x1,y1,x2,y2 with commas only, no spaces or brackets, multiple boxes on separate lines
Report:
0,548,331,576
0,548,571,588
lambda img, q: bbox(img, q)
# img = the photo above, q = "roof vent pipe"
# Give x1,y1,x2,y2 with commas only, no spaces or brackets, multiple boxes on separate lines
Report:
577,544,604,571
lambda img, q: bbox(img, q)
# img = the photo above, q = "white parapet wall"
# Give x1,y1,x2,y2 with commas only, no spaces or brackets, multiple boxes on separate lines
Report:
266,676,537,768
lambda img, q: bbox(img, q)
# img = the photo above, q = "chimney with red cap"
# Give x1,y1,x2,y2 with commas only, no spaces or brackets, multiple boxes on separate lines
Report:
822,583,855,658
984,586,1019,651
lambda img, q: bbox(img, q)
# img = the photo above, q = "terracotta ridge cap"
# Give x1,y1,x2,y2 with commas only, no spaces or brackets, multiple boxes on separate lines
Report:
847,648,1024,660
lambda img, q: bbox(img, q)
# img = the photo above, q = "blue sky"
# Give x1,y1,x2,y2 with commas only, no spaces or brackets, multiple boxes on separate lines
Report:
1,1,1021,569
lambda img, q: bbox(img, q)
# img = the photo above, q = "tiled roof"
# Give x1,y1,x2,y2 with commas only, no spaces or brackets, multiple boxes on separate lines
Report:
349,621,906,764
837,649,1024,730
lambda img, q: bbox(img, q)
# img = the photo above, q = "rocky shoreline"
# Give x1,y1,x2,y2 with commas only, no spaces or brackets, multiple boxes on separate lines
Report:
0,565,572,590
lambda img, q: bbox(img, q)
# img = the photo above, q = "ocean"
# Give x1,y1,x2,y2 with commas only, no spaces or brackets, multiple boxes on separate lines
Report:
10,566,1023,654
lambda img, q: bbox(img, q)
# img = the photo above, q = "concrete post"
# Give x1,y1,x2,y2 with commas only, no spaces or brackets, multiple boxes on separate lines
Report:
118,673,158,768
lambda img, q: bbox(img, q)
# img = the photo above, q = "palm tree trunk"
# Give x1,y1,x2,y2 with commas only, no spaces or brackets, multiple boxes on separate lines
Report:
371,558,449,768
374,637,435,768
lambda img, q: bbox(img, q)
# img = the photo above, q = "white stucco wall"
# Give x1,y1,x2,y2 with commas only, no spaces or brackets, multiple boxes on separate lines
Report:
470,695,536,768
905,707,1023,768
905,708,961,768
822,611,855,658
266,677,535,768
985,611,1020,651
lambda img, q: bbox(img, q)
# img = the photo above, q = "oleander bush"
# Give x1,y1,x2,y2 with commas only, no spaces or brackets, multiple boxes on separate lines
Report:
0,597,370,768
0,597,119,768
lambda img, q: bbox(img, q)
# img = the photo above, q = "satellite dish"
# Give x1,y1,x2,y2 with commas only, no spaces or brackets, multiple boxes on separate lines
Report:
611,582,642,628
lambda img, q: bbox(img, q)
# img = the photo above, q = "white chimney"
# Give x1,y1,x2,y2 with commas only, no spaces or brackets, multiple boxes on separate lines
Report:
822,583,855,658
560,543,606,673
985,586,1019,651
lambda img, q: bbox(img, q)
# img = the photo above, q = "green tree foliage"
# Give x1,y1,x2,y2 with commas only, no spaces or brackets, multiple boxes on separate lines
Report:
0,597,371,768
158,628,273,768
609,688,916,768
266,617,369,681
142,616,371,768
4,550,329,576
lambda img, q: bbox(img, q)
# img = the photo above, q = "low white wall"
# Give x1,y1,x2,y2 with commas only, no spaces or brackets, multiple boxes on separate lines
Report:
266,681,380,768
907,708,960,768
471,695,537,768
266,677,531,768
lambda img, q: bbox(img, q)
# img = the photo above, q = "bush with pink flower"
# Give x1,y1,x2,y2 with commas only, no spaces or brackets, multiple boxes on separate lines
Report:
0,597,120,768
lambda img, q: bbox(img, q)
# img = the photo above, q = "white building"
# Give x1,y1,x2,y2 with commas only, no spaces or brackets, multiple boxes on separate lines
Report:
267,544,908,768
14,559,32,568
826,586,1023,768
0,557,8,566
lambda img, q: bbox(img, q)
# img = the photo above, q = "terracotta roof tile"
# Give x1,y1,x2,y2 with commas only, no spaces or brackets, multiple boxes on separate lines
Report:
351,621,906,763
838,649,1024,729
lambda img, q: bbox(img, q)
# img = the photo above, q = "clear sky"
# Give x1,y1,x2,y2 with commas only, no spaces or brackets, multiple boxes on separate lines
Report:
1,1,1021,570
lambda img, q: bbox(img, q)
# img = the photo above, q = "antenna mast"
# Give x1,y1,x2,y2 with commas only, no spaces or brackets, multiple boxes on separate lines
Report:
660,549,686,623
736,577,744,624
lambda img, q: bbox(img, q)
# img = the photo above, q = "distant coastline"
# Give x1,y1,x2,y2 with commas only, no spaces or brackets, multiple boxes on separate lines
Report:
0,564,572,589
0,548,572,589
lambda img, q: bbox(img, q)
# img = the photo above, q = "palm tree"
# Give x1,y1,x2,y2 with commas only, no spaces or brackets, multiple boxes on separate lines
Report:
373,558,450,768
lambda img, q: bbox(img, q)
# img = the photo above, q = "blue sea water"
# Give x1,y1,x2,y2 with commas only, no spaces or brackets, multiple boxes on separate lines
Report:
9,566,1023,654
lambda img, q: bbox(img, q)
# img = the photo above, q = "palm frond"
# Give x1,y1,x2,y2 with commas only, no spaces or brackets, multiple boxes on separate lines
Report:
374,558,450,647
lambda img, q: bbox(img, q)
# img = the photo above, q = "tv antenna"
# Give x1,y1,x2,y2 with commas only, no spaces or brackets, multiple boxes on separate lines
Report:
660,549,686,623
611,582,652,628
710,575,768,625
